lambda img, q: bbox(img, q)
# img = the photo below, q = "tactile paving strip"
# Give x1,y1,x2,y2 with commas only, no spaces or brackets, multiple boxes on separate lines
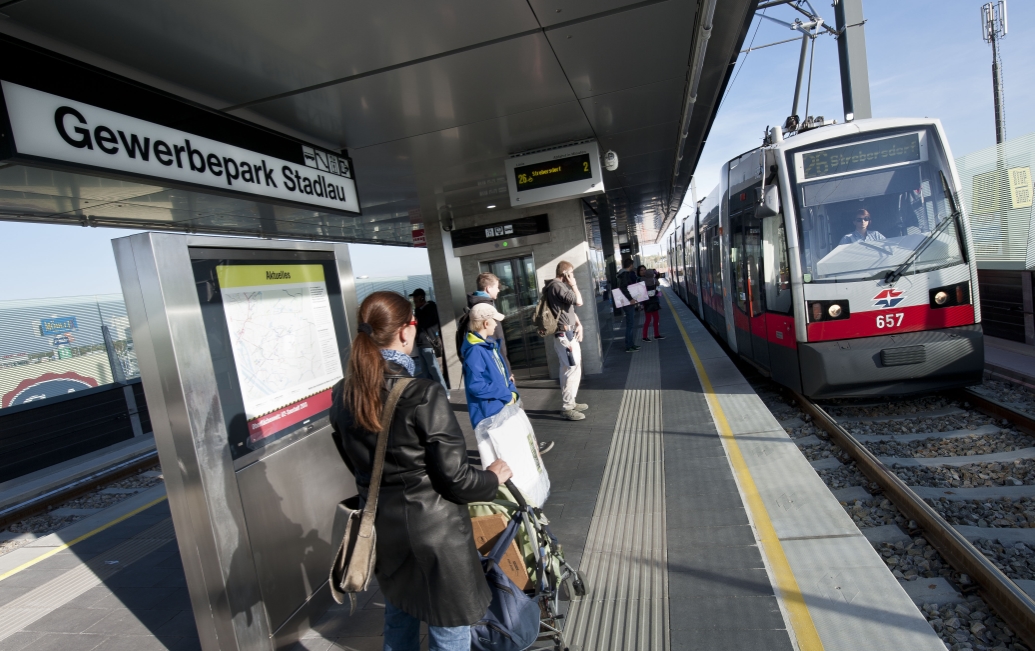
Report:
566,341,669,651
0,518,176,641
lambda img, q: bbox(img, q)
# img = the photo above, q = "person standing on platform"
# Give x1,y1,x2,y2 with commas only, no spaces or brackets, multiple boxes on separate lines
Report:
543,261,589,421
638,265,665,343
456,273,511,379
330,291,512,651
618,258,641,353
409,288,449,394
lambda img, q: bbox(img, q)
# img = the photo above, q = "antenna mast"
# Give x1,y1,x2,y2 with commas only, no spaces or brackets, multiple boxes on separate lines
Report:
981,0,1008,144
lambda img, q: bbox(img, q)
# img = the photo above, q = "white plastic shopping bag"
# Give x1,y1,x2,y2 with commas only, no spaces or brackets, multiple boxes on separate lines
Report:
611,287,631,308
627,281,649,303
475,403,551,507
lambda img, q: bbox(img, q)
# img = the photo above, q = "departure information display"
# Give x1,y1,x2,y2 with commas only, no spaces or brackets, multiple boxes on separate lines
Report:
801,133,922,180
514,153,593,192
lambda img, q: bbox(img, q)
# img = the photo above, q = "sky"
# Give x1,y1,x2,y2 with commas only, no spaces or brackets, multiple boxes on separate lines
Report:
0,220,432,300
1,0,1032,299
665,0,1035,236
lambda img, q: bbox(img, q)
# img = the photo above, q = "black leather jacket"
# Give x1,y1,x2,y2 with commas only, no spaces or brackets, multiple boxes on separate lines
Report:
330,361,497,626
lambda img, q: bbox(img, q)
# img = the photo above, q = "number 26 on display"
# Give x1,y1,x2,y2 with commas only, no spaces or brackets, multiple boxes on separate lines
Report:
876,313,904,329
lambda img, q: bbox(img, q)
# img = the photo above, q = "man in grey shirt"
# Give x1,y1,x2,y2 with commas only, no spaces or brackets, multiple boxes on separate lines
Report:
543,261,589,421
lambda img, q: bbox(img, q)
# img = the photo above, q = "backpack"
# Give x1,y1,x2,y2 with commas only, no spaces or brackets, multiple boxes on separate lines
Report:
455,308,471,363
533,283,560,338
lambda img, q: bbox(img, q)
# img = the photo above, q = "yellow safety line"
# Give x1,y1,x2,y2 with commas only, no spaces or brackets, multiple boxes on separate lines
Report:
0,495,168,583
663,292,825,651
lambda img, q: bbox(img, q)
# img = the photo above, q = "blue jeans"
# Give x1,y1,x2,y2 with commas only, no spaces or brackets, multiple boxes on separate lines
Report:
383,601,470,651
413,347,448,393
623,305,637,348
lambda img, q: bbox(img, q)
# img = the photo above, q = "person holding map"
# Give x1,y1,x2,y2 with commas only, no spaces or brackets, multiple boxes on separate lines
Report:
330,291,512,650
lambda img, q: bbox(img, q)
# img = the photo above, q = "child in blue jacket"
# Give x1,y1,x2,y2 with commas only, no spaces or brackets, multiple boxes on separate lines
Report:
461,303,518,429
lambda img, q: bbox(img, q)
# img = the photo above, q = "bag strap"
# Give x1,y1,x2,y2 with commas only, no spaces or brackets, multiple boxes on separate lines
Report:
357,377,413,538
487,515,523,565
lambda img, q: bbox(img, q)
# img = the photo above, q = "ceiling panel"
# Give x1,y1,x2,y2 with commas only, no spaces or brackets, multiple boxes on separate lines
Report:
605,148,674,179
527,0,645,27
3,0,539,107
236,33,576,149
580,77,685,136
545,0,697,99
598,121,678,161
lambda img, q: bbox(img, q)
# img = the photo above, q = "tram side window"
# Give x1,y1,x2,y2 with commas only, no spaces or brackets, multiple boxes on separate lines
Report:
731,216,747,312
763,216,793,314
686,233,697,294
710,227,722,295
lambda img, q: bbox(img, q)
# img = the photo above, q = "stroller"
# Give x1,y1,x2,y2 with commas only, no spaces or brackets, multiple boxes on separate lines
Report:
469,480,588,651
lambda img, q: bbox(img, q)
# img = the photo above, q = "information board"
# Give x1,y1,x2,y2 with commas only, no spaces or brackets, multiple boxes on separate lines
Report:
514,154,592,191
505,140,604,208
214,263,344,444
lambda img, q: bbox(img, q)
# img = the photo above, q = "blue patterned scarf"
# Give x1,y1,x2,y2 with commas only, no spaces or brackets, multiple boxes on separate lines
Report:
380,349,415,376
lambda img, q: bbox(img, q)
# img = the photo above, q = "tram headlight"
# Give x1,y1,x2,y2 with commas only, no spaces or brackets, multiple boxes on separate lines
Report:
807,300,850,322
929,282,971,309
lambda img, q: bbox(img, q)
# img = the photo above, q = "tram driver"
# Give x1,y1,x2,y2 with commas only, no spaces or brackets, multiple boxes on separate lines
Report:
839,209,885,245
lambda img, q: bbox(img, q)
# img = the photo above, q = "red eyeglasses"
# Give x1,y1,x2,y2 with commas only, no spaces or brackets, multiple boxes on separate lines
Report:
407,318,418,326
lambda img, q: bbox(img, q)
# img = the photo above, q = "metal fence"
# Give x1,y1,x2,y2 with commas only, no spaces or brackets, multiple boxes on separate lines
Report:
955,131,1035,266
0,294,139,410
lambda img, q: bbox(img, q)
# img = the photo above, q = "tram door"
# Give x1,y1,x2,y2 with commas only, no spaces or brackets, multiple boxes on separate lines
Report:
480,256,549,379
744,216,770,369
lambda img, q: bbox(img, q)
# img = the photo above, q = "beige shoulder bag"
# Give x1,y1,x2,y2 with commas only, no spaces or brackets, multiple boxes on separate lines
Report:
329,378,413,610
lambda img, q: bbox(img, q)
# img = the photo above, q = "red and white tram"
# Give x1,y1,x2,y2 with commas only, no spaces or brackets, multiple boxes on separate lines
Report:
667,118,983,398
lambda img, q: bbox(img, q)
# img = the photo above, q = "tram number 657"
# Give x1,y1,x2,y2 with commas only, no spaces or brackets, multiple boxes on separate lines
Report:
876,313,904,329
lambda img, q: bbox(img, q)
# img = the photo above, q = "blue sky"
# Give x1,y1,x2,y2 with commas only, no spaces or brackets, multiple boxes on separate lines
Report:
2,0,1033,298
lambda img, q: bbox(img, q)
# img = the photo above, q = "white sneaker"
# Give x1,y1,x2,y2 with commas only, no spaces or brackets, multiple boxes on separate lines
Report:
561,409,586,421
573,403,589,411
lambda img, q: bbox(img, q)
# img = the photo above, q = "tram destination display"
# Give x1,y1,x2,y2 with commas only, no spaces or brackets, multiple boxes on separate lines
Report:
798,133,924,181
505,140,604,208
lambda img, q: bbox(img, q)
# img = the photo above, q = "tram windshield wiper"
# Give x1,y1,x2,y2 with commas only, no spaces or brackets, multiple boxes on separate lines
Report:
883,210,958,284
884,172,963,284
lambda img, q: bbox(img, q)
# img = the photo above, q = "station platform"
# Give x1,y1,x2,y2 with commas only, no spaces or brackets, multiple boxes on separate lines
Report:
985,335,1035,388
0,295,949,651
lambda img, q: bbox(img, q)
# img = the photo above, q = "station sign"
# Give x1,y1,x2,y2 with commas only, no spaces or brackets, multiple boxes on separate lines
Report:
505,140,604,208
0,80,360,214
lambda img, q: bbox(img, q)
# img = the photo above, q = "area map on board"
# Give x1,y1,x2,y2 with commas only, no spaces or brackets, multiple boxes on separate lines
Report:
215,264,343,441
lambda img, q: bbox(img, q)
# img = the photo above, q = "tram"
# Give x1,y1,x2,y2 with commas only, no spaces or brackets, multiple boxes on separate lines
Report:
667,117,983,398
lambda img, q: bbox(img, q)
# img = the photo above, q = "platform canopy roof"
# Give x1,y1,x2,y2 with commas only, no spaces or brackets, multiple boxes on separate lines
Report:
0,0,755,245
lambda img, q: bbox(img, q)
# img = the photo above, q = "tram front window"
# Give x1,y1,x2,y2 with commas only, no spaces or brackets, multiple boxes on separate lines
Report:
794,127,965,283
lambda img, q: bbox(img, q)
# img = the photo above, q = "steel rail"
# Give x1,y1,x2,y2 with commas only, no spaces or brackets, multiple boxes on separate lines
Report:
0,449,159,530
961,387,1035,437
793,391,1035,649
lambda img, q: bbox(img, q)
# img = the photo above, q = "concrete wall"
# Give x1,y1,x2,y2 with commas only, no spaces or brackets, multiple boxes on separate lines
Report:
427,198,603,380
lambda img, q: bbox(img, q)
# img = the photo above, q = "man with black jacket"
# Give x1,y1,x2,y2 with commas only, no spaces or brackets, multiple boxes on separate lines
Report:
409,288,448,393
618,258,641,353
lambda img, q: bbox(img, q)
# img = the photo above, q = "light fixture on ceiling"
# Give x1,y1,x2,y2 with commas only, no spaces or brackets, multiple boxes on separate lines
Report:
487,205,496,209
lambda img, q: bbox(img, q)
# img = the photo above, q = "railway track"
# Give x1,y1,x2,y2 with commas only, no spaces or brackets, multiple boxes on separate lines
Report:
0,451,162,554
741,372,1035,651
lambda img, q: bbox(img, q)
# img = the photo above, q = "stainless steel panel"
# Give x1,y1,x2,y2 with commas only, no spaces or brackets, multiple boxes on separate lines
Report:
115,234,359,651
545,0,697,99
237,33,576,149
4,0,540,106
527,0,645,27
236,426,353,634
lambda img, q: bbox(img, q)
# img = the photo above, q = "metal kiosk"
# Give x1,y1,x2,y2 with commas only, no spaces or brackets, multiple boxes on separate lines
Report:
114,233,359,651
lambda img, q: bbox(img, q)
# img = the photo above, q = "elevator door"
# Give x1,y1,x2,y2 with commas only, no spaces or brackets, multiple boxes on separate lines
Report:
481,256,549,379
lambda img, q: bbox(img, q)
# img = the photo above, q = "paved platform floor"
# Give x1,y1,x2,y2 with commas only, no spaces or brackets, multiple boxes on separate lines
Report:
0,298,948,651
